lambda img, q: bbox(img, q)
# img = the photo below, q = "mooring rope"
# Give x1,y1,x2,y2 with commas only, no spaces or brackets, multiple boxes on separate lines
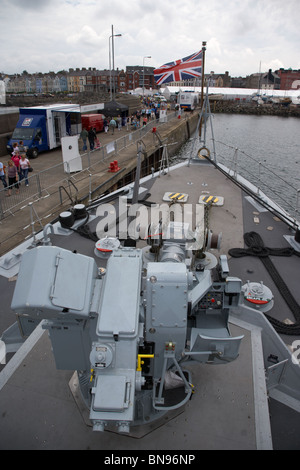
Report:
229,232,300,335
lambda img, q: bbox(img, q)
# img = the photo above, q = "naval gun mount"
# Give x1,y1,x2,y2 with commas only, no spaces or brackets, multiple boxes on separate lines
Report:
10,216,272,435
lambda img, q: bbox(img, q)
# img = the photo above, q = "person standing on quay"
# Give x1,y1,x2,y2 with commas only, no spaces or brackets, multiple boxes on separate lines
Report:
80,127,88,151
11,150,21,178
104,118,109,133
12,142,19,155
19,153,31,187
109,118,116,134
0,161,7,189
117,115,122,131
88,127,96,150
7,160,19,196
18,140,25,153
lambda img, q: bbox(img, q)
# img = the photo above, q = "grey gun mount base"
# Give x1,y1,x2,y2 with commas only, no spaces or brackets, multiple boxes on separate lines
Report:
11,221,271,435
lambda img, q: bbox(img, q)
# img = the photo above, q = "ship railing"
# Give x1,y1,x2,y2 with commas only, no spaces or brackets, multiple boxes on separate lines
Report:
212,139,300,224
0,111,177,219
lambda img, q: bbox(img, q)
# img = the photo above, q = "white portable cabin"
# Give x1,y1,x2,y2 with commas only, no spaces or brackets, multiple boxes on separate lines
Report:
178,91,199,110
42,104,81,149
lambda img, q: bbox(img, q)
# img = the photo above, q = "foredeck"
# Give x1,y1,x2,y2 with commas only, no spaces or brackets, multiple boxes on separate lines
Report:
0,157,299,450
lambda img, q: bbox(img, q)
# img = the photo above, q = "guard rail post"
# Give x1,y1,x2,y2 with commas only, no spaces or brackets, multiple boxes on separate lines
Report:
233,148,238,179
89,174,92,203
257,161,262,196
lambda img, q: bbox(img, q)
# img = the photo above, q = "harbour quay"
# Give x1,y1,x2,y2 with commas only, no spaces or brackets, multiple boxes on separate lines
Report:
0,110,199,256
210,99,300,117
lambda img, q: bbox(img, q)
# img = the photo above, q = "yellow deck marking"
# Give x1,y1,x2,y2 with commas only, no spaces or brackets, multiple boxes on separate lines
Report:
202,196,219,204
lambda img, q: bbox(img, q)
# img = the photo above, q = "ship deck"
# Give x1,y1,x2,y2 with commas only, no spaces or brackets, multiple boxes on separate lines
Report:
0,157,299,450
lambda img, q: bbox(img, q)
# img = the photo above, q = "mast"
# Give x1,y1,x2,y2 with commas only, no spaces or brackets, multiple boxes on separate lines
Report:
257,60,262,95
199,41,206,138
112,25,115,99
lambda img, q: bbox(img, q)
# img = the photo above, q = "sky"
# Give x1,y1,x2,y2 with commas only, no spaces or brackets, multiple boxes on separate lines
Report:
1,0,299,78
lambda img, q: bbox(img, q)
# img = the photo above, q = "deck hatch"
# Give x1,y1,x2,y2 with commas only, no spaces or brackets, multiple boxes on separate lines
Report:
50,250,90,311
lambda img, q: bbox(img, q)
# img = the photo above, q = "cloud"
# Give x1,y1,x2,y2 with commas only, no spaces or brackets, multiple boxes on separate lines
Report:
263,59,285,72
208,38,222,58
66,25,104,48
0,0,299,77
7,0,54,10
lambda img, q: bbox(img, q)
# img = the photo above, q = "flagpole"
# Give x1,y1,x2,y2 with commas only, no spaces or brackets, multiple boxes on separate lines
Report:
199,41,206,138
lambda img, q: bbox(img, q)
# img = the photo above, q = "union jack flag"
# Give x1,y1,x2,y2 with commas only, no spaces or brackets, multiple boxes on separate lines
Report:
154,50,202,85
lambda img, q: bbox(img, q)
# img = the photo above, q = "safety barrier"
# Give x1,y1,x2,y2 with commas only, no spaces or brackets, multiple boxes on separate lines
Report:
0,112,178,219
212,139,300,223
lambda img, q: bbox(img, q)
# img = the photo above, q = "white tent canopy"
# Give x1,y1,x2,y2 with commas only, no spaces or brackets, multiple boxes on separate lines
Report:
131,87,155,96
161,86,300,102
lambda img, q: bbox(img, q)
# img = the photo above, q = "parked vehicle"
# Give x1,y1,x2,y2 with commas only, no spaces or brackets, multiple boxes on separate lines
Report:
81,114,105,133
179,91,199,111
7,104,81,158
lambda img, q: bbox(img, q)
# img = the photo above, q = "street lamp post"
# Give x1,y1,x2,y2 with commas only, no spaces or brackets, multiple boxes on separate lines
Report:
109,25,122,101
143,56,151,99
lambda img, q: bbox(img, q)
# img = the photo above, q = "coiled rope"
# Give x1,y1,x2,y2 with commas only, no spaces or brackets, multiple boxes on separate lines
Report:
229,232,300,335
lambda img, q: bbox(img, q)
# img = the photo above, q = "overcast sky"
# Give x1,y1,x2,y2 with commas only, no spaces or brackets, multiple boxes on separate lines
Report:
1,0,299,78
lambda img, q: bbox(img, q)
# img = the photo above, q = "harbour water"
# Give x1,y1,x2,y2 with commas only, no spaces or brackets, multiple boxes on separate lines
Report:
176,113,300,219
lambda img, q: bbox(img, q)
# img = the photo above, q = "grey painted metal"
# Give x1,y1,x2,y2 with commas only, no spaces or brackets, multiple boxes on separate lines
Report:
9,217,253,433
1,140,300,448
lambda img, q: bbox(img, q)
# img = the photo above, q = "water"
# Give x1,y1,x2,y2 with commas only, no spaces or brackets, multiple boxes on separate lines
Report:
176,114,300,219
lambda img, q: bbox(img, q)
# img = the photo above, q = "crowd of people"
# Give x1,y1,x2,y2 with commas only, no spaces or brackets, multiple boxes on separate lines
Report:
0,141,31,197
79,99,169,151
0,99,171,195
79,127,101,151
